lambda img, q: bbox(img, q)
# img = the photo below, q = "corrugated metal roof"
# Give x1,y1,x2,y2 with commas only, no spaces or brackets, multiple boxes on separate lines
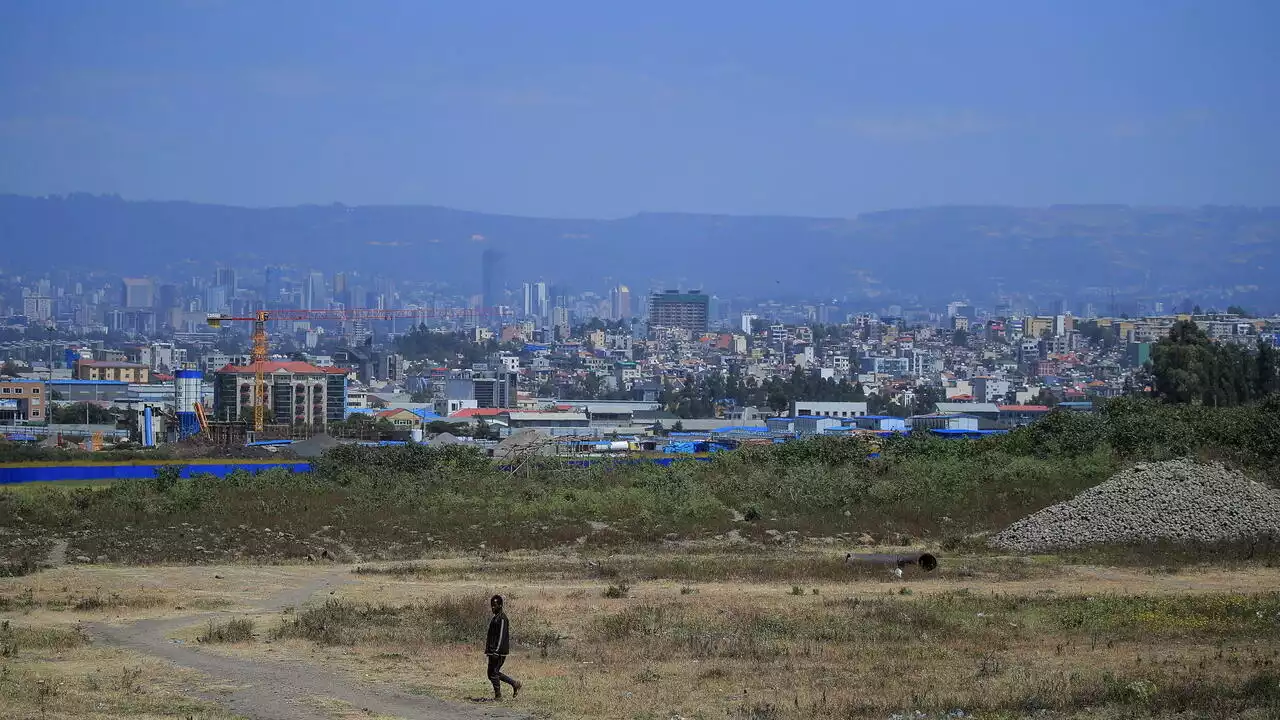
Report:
935,402,1000,414
506,412,588,422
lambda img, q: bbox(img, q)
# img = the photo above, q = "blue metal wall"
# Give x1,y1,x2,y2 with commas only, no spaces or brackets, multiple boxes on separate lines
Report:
0,461,312,484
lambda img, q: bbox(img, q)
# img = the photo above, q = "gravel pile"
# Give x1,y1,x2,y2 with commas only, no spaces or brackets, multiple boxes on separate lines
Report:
992,458,1280,552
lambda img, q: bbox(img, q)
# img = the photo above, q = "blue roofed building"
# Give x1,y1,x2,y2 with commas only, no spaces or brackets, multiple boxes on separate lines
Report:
849,415,908,432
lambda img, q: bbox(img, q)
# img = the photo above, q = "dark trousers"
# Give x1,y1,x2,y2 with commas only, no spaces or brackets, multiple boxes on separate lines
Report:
487,654,517,694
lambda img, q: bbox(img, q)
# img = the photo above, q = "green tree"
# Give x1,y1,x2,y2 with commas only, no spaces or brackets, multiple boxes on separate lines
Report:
0,359,21,377
1152,321,1211,404
424,420,467,435
1257,340,1278,397
1031,388,1058,407
867,392,889,415
951,328,968,347
50,402,116,425
1227,305,1250,317
911,384,946,415
472,418,497,440
672,420,684,432
766,391,790,415
1151,320,1258,407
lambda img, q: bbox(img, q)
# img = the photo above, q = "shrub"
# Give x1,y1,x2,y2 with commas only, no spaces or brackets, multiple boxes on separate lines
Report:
603,581,631,599
198,617,254,643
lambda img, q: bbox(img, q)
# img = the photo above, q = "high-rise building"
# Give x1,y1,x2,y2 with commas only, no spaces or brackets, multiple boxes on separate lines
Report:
648,290,710,335
204,285,229,313
121,278,155,308
332,272,348,306
481,249,501,311
215,268,238,293
552,306,571,339
305,271,326,310
610,285,632,321
548,283,568,310
158,284,179,311
22,292,53,322
534,282,548,319
472,371,516,409
522,282,549,319
264,266,283,307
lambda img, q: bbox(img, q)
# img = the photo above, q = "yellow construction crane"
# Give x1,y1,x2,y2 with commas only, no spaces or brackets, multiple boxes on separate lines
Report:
207,307,506,432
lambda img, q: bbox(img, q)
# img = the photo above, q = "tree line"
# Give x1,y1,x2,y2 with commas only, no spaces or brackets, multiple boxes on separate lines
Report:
1151,320,1278,406
659,366,947,418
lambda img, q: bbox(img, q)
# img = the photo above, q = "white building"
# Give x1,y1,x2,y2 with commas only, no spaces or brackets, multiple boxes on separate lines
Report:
971,376,1011,404
788,400,868,419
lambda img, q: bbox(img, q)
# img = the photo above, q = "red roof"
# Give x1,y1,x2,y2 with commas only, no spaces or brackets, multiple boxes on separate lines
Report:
215,361,347,375
949,394,975,401
998,405,1051,412
447,408,510,418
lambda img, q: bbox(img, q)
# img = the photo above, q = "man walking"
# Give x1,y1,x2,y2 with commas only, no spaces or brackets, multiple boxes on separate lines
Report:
485,594,521,700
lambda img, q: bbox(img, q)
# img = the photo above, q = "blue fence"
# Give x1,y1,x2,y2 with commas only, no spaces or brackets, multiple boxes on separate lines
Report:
0,461,313,484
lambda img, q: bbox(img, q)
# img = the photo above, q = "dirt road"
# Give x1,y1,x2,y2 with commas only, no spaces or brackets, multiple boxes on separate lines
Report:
87,568,527,720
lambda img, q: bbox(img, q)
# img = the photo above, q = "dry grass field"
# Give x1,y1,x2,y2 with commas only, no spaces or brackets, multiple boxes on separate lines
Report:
3,550,1278,720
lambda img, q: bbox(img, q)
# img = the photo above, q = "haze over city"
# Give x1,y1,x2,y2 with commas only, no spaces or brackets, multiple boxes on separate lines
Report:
2,6,1280,720
2,1,1278,217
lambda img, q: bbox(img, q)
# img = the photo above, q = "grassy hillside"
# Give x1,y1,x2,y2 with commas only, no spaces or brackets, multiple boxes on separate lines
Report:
2,397,1277,569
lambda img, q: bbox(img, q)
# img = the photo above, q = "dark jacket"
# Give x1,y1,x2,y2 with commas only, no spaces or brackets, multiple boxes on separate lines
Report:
486,610,511,656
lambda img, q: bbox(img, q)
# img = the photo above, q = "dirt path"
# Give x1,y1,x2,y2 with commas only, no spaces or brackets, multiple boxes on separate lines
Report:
88,568,527,720
44,537,68,568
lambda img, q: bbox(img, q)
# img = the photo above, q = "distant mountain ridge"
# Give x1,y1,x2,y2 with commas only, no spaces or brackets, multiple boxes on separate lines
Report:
1,194,1277,307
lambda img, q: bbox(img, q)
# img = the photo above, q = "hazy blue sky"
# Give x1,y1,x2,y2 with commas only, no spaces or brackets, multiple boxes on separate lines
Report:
1,1,1277,217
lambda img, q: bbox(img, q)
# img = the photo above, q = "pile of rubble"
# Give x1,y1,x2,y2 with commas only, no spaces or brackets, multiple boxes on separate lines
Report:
991,458,1280,552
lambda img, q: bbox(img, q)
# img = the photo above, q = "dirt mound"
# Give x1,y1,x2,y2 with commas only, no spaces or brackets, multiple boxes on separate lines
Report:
168,440,282,459
493,429,550,461
991,458,1280,552
288,434,343,458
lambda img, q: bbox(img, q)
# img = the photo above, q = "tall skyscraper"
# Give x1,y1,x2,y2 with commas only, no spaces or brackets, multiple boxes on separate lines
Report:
204,285,229,313
522,282,549,319
333,272,351,308
264,266,283,307
305,271,326,310
121,278,155,308
215,267,238,293
648,290,710,334
158,284,179,311
481,249,501,311
534,282,548,319
610,285,632,320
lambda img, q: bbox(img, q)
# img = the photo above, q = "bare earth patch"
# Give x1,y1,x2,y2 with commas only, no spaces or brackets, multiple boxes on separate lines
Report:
4,552,1279,719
